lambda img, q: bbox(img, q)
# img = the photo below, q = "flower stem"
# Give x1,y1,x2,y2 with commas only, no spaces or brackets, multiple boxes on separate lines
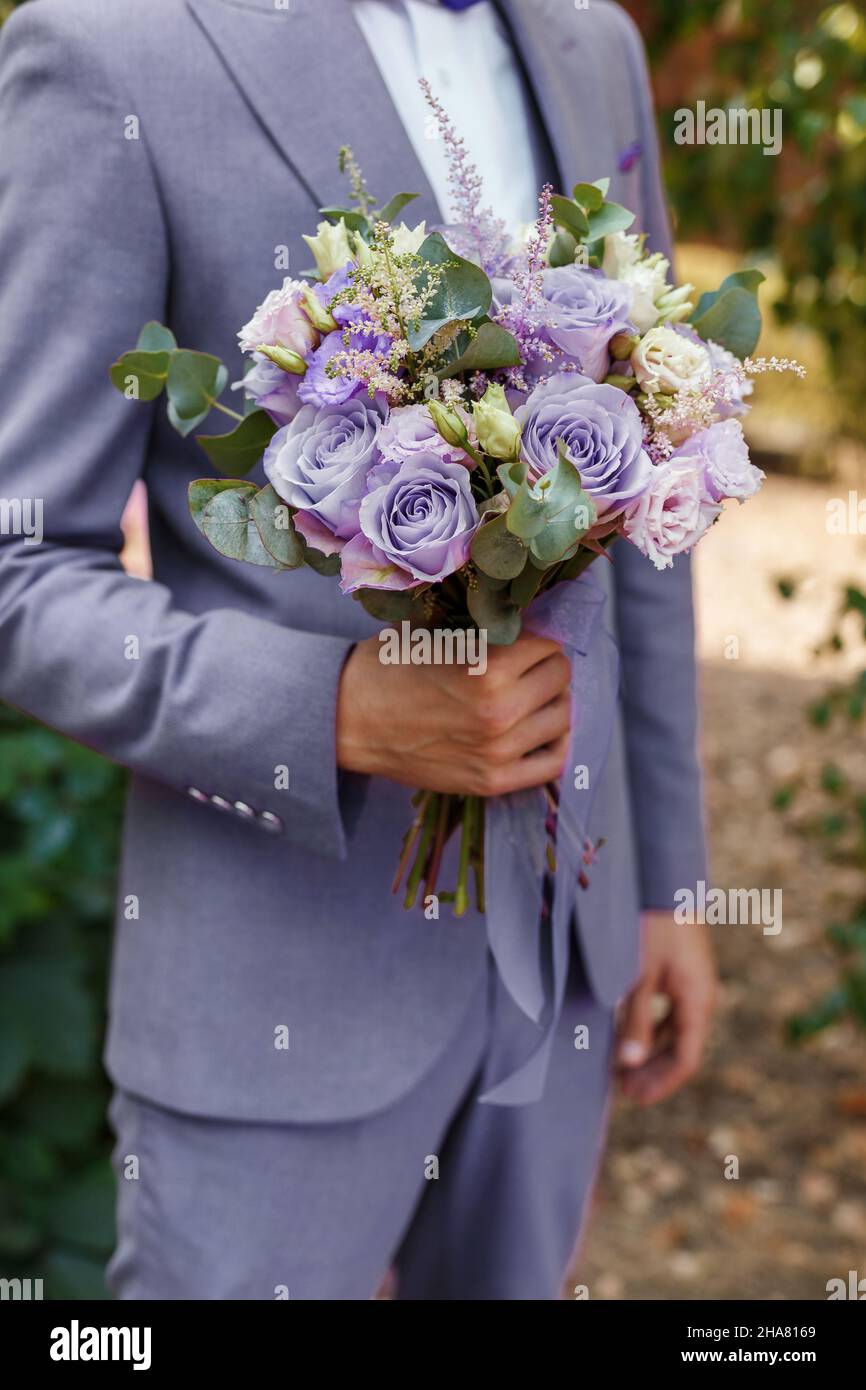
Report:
454,794,477,918
404,793,440,909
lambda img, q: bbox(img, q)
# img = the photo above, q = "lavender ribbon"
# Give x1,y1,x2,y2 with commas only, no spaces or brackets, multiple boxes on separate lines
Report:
479,571,619,1105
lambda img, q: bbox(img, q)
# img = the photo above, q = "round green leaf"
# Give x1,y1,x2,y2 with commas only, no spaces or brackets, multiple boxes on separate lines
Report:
196,409,277,477
249,483,305,568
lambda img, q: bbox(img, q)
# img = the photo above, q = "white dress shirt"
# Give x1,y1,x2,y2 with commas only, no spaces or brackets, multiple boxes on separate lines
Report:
352,0,545,231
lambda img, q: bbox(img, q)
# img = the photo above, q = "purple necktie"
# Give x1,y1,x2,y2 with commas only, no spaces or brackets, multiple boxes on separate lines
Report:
439,0,485,10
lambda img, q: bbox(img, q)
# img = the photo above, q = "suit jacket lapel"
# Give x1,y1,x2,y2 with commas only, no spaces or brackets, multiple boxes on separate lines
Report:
186,0,645,240
185,0,442,223
497,0,641,215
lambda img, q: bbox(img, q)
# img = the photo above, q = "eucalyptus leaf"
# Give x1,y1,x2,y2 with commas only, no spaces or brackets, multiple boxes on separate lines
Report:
136,321,177,354
408,232,492,350
439,321,521,378
527,445,596,567
319,207,369,235
196,409,277,477
108,350,170,402
572,182,605,212
188,479,284,567
378,192,420,225
509,557,546,608
354,589,415,622
548,229,578,268
249,483,305,568
690,269,765,358
467,577,522,646
551,194,589,240
585,200,635,240
470,512,529,581
167,350,229,427
302,544,342,577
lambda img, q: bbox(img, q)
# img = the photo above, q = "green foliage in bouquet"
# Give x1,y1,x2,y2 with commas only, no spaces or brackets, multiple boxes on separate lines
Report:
773,581,866,1040
0,705,124,1298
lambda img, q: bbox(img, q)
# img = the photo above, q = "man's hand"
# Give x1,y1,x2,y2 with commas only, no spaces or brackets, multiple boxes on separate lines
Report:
617,911,717,1105
337,631,571,797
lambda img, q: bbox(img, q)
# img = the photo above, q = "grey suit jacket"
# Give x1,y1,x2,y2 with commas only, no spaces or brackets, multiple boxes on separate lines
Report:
0,0,707,1122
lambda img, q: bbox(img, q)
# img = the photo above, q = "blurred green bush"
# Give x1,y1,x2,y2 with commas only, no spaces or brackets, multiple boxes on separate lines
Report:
0,705,124,1298
627,0,866,442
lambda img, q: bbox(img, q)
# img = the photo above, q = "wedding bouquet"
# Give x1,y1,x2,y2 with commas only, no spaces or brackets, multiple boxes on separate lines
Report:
110,86,801,917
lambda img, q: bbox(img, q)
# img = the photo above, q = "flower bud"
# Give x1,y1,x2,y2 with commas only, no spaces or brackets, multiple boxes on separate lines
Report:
427,399,470,449
300,284,338,334
473,383,522,461
609,331,641,361
257,343,307,375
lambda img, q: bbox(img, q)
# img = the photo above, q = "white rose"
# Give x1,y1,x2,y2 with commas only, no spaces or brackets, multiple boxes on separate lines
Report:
389,220,428,256
631,326,712,395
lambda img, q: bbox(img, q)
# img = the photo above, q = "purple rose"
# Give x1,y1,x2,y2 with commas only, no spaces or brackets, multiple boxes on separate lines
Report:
377,404,472,468
679,419,764,503
263,395,387,551
622,458,721,570
540,266,634,381
514,372,652,516
233,352,301,427
339,453,479,593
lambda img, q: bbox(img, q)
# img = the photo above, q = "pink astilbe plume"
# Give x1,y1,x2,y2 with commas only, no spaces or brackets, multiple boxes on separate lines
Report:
419,79,510,277
494,182,560,391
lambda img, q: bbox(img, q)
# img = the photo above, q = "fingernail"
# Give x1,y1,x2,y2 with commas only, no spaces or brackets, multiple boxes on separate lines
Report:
619,1039,646,1066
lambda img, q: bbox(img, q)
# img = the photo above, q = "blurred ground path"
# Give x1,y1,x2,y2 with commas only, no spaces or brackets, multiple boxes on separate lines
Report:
578,473,866,1300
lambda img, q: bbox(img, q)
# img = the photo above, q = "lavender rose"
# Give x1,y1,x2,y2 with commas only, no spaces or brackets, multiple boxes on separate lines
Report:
540,266,634,382
514,372,653,515
681,419,764,503
340,453,479,593
263,395,387,553
622,458,721,570
377,404,473,468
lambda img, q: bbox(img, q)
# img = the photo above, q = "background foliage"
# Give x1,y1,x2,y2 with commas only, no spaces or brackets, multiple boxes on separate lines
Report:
0,707,124,1298
625,0,866,441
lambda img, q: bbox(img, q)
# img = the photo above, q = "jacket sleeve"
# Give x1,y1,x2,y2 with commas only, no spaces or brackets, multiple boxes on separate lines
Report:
608,3,709,907
0,3,354,859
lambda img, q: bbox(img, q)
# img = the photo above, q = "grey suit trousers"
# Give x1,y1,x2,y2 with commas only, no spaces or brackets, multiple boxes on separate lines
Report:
106,946,614,1301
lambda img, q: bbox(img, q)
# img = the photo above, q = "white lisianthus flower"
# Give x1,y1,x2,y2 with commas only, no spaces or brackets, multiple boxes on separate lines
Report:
623,458,721,570
631,325,712,395
237,276,319,357
603,232,695,332
389,220,428,256
302,218,355,280
603,232,665,333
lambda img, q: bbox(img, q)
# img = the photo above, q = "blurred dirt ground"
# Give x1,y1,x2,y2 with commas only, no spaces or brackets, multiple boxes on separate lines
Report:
577,473,866,1301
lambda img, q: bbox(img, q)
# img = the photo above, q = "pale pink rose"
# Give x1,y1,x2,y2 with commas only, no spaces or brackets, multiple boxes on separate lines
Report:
237,277,319,357
623,458,721,570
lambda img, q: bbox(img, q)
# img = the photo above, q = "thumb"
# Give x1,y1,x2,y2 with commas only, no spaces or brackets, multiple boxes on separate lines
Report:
617,979,656,1068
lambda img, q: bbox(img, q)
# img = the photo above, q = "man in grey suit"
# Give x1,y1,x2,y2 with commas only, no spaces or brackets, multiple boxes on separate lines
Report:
0,0,716,1299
